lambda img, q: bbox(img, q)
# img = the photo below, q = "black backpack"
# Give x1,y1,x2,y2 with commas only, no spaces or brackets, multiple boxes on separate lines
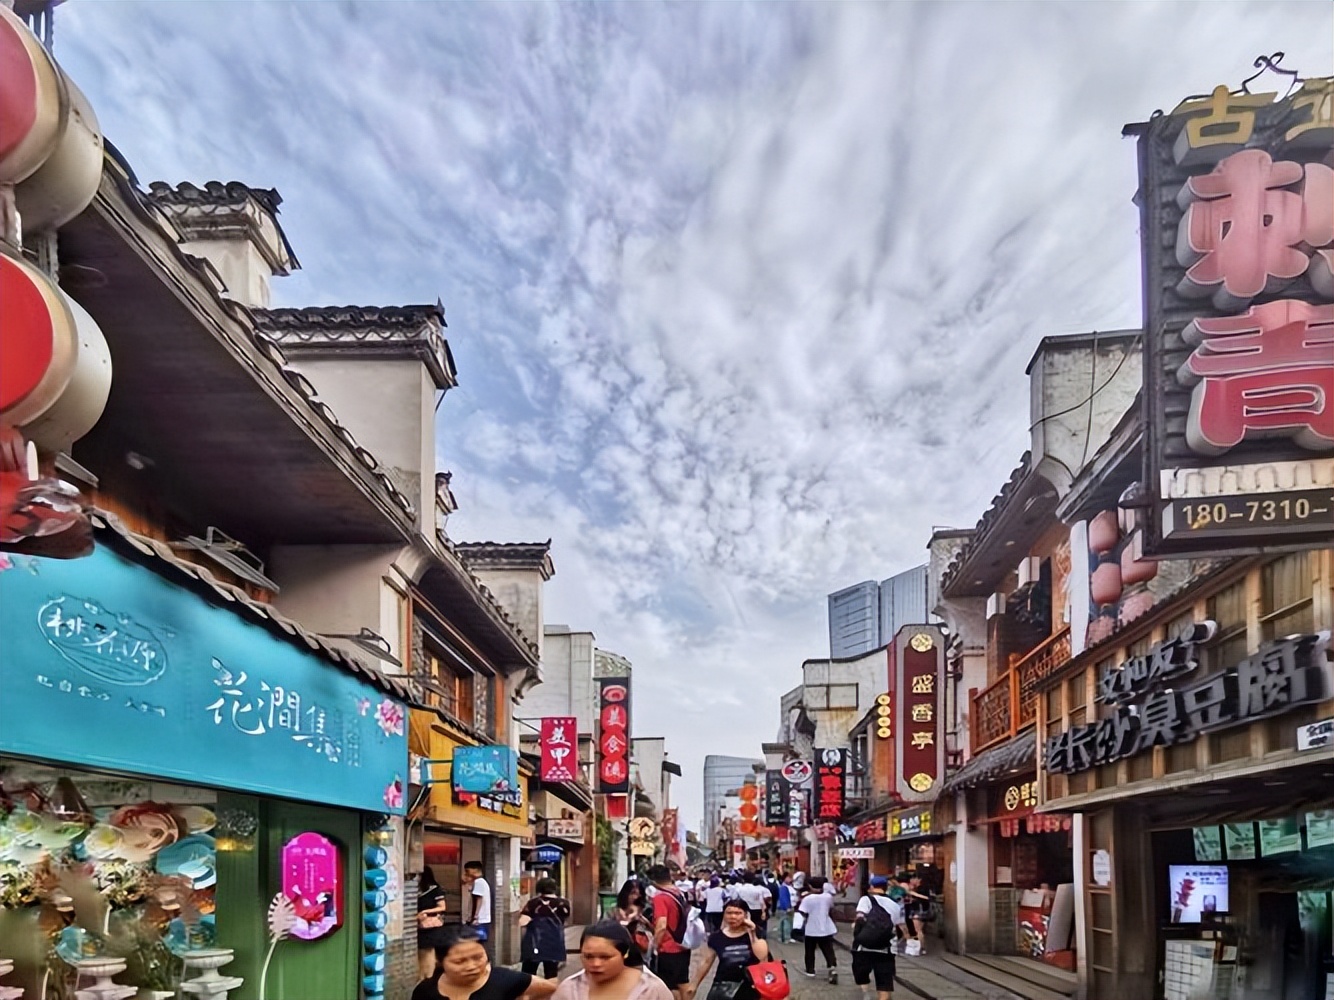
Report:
853,895,896,950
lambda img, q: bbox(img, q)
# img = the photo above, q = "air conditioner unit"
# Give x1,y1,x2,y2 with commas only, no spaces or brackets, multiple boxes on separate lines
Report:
1016,556,1041,590
986,592,1005,619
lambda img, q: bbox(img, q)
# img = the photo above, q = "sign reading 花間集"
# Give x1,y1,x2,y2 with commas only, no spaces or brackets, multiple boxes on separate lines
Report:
0,547,408,814
1133,74,1334,557
1044,620,1333,776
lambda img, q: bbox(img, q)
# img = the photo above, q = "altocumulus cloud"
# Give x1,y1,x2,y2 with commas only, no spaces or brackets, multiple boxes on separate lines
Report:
57,1,1332,828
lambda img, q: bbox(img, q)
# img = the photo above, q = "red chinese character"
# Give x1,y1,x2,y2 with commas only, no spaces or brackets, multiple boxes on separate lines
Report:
1179,300,1334,454
1177,150,1308,305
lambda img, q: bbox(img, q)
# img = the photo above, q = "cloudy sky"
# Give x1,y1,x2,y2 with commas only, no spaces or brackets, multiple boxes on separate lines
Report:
55,1,1330,831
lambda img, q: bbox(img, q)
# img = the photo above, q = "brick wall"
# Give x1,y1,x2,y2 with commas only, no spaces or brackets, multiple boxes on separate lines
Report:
387,875,421,998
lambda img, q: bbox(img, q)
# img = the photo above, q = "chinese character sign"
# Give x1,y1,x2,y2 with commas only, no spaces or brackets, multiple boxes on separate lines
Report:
895,626,945,799
452,745,520,794
814,748,847,821
1134,76,1334,557
0,546,408,814
540,716,578,783
764,770,789,826
597,678,631,794
281,832,343,941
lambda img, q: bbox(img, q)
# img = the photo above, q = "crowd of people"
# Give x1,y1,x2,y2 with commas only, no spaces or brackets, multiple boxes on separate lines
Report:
411,862,935,1000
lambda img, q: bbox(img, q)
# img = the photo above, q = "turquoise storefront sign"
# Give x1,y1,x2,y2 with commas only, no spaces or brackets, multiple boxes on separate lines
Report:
0,547,408,814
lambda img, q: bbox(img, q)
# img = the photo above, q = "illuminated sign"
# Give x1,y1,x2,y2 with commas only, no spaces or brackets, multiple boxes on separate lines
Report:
888,806,933,841
894,626,945,799
539,716,578,783
596,678,631,794
764,770,788,826
281,832,343,941
1132,72,1334,557
814,748,847,821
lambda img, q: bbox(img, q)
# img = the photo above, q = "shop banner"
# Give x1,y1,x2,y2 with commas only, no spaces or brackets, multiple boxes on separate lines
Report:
814,748,847,821
764,770,788,826
894,626,945,799
546,817,585,840
1259,816,1301,856
0,547,408,814
1306,810,1334,849
889,806,933,841
1193,826,1223,862
597,677,631,793
539,716,578,782
452,745,519,794
1223,822,1256,859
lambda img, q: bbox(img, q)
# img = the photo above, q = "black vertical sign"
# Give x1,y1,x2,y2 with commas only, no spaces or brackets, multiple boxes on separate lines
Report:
764,770,788,826
596,677,631,794
815,748,847,821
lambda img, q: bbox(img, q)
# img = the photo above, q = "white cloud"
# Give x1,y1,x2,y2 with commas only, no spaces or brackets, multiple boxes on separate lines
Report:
55,1,1331,830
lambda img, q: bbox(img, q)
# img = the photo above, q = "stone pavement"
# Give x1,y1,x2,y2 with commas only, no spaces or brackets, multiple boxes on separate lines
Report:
548,926,1028,999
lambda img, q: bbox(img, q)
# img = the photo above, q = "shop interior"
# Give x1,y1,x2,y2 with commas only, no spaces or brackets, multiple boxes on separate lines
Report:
991,814,1076,963
422,831,483,925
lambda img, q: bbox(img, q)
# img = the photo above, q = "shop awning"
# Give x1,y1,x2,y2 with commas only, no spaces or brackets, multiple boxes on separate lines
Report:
940,731,1036,795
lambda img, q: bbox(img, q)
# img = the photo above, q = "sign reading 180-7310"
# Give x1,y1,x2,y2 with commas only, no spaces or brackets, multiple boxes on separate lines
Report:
1163,490,1334,541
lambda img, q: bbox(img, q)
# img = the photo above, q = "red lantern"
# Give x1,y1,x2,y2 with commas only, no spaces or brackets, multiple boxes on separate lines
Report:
1090,562,1123,607
1088,510,1120,554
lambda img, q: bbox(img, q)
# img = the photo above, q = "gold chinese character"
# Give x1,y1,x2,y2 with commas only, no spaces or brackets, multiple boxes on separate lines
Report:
911,704,934,723
1287,77,1334,146
911,674,934,695
910,731,934,750
1172,85,1274,164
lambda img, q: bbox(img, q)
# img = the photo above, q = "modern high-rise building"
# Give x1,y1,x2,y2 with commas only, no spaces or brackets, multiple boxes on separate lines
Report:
827,565,931,658
702,754,762,847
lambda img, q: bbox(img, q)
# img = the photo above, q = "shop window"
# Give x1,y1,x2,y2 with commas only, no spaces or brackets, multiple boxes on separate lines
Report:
1066,673,1086,712
1207,580,1249,673
1260,551,1314,641
421,635,478,732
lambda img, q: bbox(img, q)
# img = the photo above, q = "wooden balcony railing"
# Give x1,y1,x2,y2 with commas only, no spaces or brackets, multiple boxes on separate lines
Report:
970,627,1071,753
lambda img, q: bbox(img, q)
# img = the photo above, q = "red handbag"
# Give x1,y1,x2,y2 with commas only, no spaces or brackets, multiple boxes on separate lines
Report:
746,960,790,1000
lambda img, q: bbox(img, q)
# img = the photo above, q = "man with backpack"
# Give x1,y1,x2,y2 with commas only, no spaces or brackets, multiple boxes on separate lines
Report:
650,863,696,999
852,874,905,1000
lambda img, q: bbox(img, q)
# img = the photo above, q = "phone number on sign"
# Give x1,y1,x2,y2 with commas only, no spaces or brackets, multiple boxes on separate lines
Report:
1165,490,1334,537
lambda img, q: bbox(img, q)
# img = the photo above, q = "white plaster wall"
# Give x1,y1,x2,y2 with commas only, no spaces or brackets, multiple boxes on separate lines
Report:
955,793,993,953
468,567,543,659
288,358,436,523
524,628,598,734
183,238,272,308
633,737,667,816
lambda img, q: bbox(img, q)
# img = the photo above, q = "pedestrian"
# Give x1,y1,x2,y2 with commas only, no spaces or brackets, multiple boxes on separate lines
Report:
734,875,770,939
412,924,557,1000
612,878,656,958
519,877,571,980
795,875,838,985
416,867,450,980
684,899,770,1000
790,870,806,892
773,873,794,944
552,921,674,1000
851,875,903,1000
703,876,727,934
463,861,494,959
648,863,694,1000
904,873,932,954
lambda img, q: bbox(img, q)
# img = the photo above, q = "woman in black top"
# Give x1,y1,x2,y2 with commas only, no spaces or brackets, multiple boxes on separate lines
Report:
418,867,450,980
687,899,770,1000
411,925,557,1000
519,877,571,979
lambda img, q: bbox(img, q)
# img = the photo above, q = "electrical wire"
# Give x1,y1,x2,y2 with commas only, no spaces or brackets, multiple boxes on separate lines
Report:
1027,333,1142,432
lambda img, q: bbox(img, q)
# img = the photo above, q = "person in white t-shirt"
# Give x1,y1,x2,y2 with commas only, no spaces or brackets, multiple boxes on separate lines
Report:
852,876,904,1000
463,861,493,959
702,877,727,933
795,876,839,985
735,875,771,939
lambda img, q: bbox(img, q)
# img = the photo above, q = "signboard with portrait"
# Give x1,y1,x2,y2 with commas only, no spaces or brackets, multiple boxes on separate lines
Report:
894,626,946,800
814,748,847,821
596,678,631,794
1131,74,1334,558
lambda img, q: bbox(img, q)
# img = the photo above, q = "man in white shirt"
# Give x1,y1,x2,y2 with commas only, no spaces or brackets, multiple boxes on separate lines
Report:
852,875,905,1000
463,861,493,959
735,875,772,938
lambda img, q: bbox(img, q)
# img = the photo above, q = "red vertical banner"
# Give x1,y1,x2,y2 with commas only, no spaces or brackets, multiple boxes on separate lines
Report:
540,716,578,782
894,625,945,800
597,677,631,793
814,748,847,821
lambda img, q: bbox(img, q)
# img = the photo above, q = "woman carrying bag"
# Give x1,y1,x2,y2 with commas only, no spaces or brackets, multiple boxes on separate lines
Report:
684,900,788,1000
416,867,449,980
519,878,571,980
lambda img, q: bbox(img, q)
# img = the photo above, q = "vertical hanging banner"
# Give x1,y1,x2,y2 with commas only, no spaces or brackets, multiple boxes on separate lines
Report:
764,770,788,826
597,678,631,793
540,716,578,783
1131,73,1334,557
814,748,847,821
895,625,945,800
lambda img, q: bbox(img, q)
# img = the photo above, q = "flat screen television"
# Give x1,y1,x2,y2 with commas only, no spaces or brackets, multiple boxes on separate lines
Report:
1169,864,1229,923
